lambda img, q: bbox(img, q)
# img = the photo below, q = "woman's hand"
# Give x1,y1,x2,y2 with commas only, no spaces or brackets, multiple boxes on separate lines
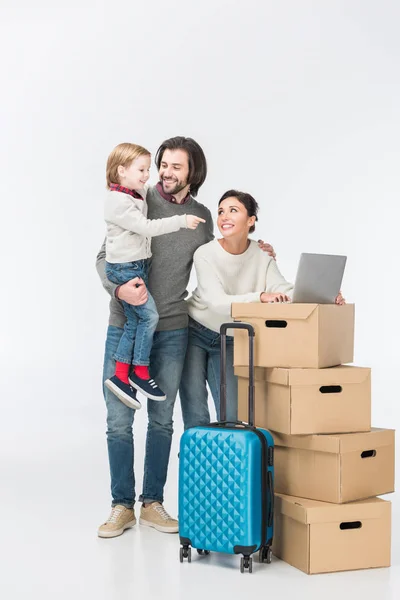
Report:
335,291,346,305
258,240,276,260
260,292,291,303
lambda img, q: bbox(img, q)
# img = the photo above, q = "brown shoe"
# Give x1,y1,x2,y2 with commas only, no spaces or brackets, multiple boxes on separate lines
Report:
97,505,136,538
139,502,178,533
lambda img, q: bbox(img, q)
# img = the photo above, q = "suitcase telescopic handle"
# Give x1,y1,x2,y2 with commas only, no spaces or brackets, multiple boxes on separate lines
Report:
220,322,255,426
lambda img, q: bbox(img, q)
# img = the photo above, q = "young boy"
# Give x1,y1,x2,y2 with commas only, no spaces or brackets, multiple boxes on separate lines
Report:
104,142,205,410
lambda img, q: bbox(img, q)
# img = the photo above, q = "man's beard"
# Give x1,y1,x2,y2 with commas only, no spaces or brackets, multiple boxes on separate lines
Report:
161,177,188,196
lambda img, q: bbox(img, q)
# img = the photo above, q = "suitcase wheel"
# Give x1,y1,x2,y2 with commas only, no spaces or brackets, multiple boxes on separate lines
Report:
179,546,191,563
240,556,253,573
259,546,272,564
197,549,210,556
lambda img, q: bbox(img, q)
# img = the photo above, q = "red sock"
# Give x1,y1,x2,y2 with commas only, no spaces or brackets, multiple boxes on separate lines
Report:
134,365,150,380
115,361,130,384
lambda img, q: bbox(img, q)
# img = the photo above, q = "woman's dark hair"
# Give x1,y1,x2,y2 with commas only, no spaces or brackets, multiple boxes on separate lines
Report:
218,189,259,233
155,136,207,197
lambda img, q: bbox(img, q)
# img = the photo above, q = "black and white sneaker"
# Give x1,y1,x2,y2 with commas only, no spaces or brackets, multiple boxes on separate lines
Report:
128,373,167,401
105,376,142,410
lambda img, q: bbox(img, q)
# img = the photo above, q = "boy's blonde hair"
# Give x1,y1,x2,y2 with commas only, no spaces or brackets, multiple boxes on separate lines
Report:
106,142,151,188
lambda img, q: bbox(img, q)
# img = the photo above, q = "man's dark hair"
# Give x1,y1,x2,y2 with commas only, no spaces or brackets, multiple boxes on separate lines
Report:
218,189,259,234
155,136,207,197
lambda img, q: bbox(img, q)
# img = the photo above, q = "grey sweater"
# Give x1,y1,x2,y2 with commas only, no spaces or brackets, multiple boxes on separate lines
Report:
96,184,214,331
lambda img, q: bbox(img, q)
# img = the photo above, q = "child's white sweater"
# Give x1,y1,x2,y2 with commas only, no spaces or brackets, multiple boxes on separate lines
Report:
104,188,187,263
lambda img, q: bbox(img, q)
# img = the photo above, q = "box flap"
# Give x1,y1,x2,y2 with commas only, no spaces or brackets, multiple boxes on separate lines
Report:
272,428,395,454
235,367,290,385
274,493,309,524
337,428,395,453
273,428,394,454
235,366,371,387
234,366,272,381
276,493,391,524
252,365,371,386
285,365,370,386
231,303,319,320
272,431,341,453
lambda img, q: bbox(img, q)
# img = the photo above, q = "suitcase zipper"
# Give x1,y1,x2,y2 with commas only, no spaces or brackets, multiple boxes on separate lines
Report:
250,428,268,550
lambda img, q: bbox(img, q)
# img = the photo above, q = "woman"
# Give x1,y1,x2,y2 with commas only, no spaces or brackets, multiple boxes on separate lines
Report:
179,189,345,427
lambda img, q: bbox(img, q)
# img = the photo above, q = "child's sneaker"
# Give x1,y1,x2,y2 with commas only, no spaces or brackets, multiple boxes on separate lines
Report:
129,373,166,401
105,375,142,409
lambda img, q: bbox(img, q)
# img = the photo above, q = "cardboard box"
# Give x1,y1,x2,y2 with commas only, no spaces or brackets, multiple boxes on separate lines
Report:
235,365,371,435
273,428,395,503
232,303,355,368
273,494,391,574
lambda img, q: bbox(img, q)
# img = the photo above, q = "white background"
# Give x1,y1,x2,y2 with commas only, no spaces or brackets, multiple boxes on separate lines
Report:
0,1,399,598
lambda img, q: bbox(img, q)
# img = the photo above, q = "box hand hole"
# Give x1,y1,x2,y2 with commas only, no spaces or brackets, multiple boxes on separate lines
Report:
265,320,287,328
319,385,342,394
340,521,362,530
361,450,376,459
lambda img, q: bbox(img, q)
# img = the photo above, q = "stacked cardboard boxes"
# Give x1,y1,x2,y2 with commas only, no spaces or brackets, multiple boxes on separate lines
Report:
232,302,395,574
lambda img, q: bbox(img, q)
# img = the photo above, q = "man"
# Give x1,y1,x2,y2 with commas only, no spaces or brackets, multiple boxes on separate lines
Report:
96,136,275,539
96,137,213,537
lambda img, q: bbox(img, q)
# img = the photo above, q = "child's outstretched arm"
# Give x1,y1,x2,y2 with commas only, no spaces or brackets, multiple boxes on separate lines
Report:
105,194,205,237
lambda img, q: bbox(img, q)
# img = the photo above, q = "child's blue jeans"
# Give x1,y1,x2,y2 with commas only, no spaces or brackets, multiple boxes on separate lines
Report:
105,259,159,366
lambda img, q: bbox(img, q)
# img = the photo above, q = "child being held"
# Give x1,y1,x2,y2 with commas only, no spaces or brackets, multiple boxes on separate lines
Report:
104,142,205,410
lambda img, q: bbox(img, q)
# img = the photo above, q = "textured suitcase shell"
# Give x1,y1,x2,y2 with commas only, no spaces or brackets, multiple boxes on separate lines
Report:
179,425,274,554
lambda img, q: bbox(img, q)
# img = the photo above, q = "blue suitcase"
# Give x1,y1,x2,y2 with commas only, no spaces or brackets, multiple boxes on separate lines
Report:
178,322,274,573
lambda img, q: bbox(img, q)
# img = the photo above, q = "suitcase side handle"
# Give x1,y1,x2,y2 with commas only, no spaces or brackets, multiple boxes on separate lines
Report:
268,470,274,528
220,322,255,426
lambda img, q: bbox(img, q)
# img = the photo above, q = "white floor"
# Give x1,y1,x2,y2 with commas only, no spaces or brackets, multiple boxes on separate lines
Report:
2,375,399,600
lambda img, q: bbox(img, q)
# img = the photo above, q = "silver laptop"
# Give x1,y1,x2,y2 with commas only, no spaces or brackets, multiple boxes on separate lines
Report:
291,253,347,304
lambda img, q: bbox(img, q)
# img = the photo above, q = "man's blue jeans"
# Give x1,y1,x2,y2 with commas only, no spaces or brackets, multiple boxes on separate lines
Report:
105,260,159,366
179,318,238,429
103,325,188,507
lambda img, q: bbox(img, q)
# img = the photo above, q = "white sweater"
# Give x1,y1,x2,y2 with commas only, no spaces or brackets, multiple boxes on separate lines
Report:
187,239,294,333
104,188,187,263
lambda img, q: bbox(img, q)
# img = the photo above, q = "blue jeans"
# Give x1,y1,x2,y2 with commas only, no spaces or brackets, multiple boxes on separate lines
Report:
179,318,238,429
103,325,189,507
105,260,159,366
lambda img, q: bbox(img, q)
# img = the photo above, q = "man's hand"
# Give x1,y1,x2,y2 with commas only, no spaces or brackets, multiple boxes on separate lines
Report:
117,278,148,306
260,292,291,303
258,240,276,259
